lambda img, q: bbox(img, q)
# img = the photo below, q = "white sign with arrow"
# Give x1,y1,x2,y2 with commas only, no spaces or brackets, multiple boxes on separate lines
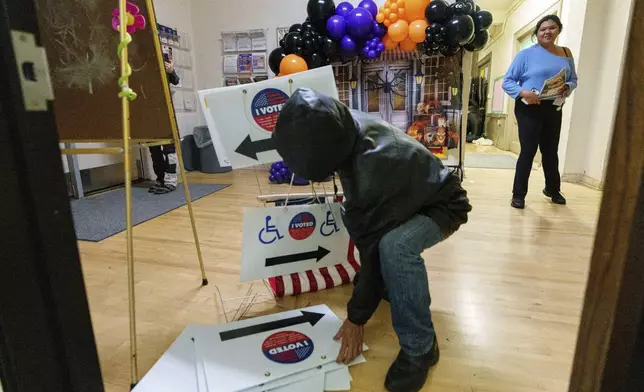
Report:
201,66,339,169
240,203,349,282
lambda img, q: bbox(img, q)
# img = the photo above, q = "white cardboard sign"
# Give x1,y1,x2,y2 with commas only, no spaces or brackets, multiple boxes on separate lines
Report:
197,305,342,391
241,203,349,282
201,66,339,169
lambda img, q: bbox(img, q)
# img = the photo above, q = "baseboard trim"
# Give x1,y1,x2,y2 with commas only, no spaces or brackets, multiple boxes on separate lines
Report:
562,173,604,190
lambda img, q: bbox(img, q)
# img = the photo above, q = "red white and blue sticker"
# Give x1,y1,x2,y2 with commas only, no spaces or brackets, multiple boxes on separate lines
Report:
288,212,316,240
251,88,289,132
262,331,314,364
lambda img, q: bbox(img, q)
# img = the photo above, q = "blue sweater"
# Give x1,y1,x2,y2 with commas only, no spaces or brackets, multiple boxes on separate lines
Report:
503,44,578,100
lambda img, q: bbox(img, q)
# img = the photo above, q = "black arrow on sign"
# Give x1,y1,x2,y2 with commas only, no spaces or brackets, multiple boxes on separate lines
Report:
265,246,331,267
235,135,276,160
219,310,325,341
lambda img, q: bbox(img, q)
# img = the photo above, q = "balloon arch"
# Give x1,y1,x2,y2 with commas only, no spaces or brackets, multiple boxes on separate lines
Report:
267,0,493,76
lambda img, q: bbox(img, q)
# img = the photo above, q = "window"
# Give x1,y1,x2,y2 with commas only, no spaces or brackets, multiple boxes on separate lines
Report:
332,64,351,106
364,72,380,112
423,56,454,104
390,70,407,111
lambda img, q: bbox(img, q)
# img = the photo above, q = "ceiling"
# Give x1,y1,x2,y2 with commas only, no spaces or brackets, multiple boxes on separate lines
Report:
476,0,515,12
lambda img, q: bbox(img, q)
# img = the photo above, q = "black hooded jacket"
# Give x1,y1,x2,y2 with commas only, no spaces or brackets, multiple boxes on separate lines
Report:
273,89,472,325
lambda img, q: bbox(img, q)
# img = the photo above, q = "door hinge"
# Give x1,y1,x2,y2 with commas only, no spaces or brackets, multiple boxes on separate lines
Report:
11,30,54,111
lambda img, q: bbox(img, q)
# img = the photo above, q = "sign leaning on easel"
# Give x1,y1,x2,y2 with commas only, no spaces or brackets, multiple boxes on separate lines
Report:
35,0,208,386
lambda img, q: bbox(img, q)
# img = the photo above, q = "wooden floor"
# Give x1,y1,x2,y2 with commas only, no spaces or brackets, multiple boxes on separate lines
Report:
78,167,603,392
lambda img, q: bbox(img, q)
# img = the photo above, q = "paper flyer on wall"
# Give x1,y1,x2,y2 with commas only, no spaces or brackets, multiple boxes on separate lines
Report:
238,53,252,73
252,53,267,73
250,29,267,51
237,33,252,51
222,33,237,52
223,55,238,74
538,68,567,100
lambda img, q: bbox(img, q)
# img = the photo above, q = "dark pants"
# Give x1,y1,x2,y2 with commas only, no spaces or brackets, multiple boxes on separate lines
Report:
513,99,563,198
149,143,176,185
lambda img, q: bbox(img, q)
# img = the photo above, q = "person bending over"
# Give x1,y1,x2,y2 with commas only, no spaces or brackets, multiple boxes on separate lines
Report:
273,89,472,392
149,46,180,195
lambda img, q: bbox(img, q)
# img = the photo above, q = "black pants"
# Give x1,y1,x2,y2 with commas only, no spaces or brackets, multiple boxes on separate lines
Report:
513,99,563,198
149,143,175,184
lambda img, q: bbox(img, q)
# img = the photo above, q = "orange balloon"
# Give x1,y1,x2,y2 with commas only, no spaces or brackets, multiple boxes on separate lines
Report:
389,13,399,22
280,54,308,75
398,8,406,18
400,37,417,52
397,0,405,7
384,19,391,27
383,7,391,16
376,13,385,23
408,19,429,43
389,2,398,11
388,20,409,42
383,35,399,50
404,0,430,22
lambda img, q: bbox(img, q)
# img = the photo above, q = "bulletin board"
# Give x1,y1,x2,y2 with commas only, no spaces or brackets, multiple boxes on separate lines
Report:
221,29,268,86
35,0,174,140
491,75,506,114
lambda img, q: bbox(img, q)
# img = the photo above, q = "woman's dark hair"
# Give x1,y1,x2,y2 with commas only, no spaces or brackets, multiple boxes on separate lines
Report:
534,15,563,36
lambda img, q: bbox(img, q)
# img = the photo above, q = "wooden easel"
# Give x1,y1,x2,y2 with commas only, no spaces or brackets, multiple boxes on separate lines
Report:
49,0,208,387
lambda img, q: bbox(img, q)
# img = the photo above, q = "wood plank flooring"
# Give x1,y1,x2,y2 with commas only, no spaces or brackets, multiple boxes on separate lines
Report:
77,167,602,392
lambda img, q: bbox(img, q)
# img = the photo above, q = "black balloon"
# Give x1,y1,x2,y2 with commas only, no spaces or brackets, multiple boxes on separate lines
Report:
307,52,327,69
440,44,461,57
435,25,447,43
302,31,313,40
279,38,286,48
474,10,493,31
306,0,336,31
303,38,316,55
425,0,450,23
293,46,305,56
449,2,469,15
268,48,286,74
322,37,337,56
464,29,489,52
429,22,443,34
284,32,302,54
302,21,315,32
457,0,475,14
475,5,481,12
446,14,475,46
289,23,302,33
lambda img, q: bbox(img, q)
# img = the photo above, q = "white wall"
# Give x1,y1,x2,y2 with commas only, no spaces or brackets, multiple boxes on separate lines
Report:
563,0,634,184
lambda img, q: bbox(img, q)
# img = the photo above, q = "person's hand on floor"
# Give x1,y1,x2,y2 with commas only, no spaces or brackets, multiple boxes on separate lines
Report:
334,319,364,364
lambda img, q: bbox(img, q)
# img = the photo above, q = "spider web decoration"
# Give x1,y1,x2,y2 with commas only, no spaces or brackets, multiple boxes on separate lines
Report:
364,69,408,111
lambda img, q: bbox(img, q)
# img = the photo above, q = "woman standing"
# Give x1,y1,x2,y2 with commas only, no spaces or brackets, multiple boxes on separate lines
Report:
503,15,578,209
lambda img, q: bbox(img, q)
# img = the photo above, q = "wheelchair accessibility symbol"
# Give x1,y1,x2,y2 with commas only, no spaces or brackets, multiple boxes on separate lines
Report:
258,215,284,244
320,210,340,237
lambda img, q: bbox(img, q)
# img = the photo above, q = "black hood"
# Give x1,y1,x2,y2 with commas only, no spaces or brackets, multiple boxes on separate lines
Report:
272,88,358,182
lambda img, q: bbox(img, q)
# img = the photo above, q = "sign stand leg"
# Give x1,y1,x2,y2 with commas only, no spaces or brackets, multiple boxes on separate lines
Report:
214,281,294,323
172,120,209,286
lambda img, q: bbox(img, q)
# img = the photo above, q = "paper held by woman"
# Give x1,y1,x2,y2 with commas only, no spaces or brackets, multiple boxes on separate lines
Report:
522,68,567,105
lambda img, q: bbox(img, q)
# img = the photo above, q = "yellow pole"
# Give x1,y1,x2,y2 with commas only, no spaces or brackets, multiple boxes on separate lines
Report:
173,126,209,285
144,0,208,285
117,0,138,386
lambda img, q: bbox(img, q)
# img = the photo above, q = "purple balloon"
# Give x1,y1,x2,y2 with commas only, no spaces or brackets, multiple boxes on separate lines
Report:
358,0,378,17
326,15,347,40
270,168,278,175
275,162,284,170
368,49,377,59
346,7,374,39
372,21,386,38
340,35,358,56
279,167,289,176
271,162,279,170
274,174,284,184
269,174,276,183
336,1,354,18
377,42,385,52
